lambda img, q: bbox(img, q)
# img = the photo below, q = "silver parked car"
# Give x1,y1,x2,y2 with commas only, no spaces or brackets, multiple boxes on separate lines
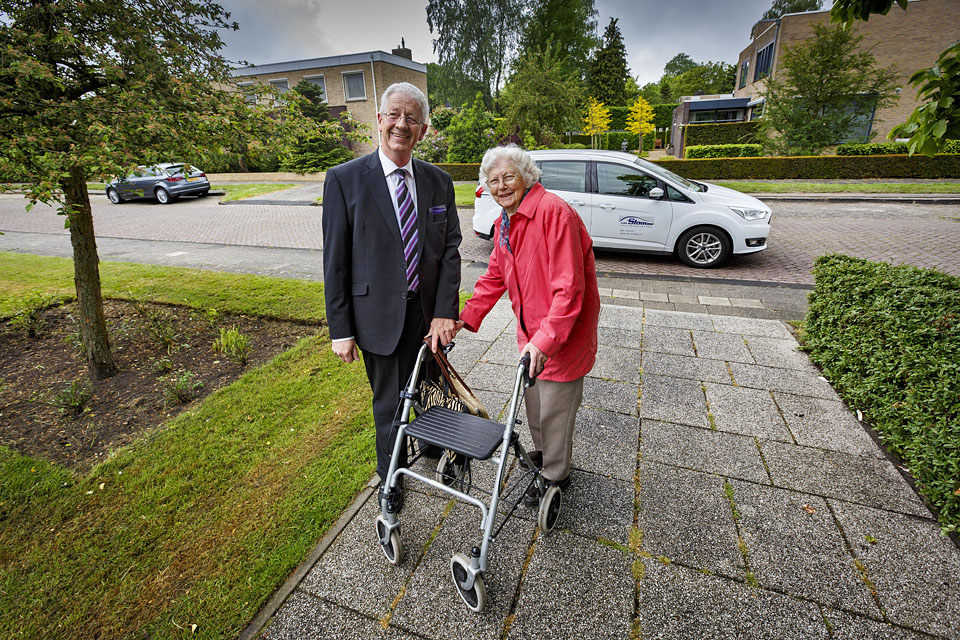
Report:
473,150,771,268
106,163,210,204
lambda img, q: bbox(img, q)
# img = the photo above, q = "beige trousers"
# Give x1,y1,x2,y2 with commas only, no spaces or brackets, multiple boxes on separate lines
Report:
525,377,584,483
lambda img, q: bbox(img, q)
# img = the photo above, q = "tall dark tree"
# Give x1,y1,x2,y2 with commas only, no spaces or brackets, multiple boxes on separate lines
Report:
501,43,584,144
761,0,823,20
663,52,697,78
587,17,630,106
519,0,600,80
0,0,315,379
426,62,488,110
427,0,528,105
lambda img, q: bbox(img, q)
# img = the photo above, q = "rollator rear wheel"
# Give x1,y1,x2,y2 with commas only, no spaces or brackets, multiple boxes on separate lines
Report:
435,450,462,486
376,516,403,565
537,485,562,534
451,552,486,612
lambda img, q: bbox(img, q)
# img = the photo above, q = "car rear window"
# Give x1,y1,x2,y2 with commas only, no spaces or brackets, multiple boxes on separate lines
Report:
538,161,586,193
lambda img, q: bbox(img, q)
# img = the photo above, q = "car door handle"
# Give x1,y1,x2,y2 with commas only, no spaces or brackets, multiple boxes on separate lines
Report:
598,203,616,210
568,199,586,206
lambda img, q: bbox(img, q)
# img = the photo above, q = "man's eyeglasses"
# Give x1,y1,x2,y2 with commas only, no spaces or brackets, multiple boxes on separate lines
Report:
487,174,519,189
383,112,423,126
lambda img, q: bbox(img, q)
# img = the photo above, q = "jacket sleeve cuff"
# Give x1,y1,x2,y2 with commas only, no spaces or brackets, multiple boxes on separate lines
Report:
530,332,559,358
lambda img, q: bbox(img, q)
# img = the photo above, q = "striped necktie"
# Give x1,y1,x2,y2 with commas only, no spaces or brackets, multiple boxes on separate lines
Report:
395,168,419,291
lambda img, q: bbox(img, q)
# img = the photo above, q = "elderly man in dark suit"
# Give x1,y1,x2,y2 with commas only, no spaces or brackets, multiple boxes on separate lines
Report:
322,82,461,513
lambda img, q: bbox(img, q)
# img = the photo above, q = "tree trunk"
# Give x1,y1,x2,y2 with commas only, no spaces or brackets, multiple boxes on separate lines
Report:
62,166,118,379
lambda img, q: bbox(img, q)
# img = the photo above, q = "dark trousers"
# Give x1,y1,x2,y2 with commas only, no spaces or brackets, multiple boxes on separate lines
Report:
362,293,426,481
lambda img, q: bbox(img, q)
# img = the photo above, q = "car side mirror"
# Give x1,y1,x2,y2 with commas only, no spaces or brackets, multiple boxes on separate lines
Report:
649,187,664,200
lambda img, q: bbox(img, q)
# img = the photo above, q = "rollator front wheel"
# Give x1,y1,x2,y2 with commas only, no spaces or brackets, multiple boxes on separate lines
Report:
537,485,562,534
435,450,462,486
451,552,486,612
376,516,403,565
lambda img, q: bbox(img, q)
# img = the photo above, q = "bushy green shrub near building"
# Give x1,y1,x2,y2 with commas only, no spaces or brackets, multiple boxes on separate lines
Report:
685,144,762,158
685,121,761,147
838,140,960,155
804,255,960,533
653,154,960,179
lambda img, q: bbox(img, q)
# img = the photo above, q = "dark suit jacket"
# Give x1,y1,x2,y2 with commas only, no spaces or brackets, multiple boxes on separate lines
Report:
322,151,462,356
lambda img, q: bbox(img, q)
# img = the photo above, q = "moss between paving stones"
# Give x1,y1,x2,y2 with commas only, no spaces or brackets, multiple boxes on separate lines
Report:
803,254,960,533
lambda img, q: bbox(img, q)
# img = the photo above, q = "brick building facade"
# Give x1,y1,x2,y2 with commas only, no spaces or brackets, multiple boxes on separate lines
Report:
231,46,427,155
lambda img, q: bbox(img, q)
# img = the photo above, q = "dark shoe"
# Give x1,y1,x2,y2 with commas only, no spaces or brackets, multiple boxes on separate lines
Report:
522,474,570,507
518,450,543,470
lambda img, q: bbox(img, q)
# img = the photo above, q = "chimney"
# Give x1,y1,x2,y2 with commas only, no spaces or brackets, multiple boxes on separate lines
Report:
392,37,412,60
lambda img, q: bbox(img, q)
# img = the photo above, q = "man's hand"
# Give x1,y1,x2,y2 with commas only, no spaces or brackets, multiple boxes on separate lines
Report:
331,338,360,363
427,317,456,352
520,342,547,378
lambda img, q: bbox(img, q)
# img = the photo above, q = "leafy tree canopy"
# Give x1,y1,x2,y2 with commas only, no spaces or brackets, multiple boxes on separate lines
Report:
445,93,496,162
501,43,584,145
663,53,697,77
761,0,823,21
520,0,599,80
426,62,488,110
759,22,898,156
587,17,630,107
671,61,736,99
830,0,907,25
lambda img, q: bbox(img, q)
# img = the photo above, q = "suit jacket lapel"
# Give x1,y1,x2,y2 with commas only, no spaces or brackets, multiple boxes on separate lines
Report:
363,152,402,244
413,160,428,253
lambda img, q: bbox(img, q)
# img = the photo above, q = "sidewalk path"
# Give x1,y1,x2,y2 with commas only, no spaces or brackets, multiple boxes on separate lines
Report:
256,299,960,640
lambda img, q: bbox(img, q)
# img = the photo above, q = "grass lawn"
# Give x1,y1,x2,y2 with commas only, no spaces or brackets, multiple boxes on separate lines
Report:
454,183,478,206
216,183,296,202
713,181,960,194
0,252,375,639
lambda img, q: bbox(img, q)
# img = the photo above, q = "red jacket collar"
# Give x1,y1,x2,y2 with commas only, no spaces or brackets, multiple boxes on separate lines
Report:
514,182,546,219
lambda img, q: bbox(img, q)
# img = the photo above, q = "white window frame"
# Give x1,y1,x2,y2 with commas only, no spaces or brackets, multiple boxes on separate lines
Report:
342,71,366,101
268,78,290,93
303,74,327,102
237,81,257,105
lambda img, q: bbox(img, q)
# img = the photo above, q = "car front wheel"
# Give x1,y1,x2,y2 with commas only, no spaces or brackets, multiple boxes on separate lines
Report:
106,188,123,204
155,187,175,204
676,226,731,268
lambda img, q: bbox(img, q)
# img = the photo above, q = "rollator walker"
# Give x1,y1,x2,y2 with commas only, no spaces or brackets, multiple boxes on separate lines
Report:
374,342,563,612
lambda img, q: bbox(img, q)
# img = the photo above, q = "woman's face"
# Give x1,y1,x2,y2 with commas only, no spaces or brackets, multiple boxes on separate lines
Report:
486,161,527,214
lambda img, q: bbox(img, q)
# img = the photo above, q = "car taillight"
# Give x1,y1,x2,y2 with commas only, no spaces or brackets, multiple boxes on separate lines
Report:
199,173,206,178
165,176,184,183
475,185,484,198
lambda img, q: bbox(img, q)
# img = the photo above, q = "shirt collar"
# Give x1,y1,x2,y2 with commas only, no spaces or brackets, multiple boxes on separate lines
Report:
378,147,415,180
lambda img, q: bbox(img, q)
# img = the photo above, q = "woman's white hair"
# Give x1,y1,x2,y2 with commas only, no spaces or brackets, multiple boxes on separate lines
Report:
479,145,542,189
379,82,430,126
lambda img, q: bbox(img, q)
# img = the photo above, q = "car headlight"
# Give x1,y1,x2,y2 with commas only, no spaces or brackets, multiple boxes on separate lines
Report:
729,207,768,221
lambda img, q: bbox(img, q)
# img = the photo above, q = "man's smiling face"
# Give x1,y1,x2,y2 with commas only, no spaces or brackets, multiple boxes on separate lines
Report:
377,94,426,165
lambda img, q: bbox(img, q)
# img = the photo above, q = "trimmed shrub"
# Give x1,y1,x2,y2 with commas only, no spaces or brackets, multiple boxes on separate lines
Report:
684,121,761,147
685,144,762,159
838,140,960,155
652,103,678,130
804,255,960,533
608,106,628,131
435,163,481,181
652,153,960,179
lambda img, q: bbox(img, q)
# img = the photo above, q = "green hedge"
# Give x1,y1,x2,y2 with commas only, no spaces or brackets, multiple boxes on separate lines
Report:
685,144,762,159
653,154,960,179
804,255,960,533
608,106,628,131
435,163,481,181
838,140,960,155
653,103,678,129
685,121,761,147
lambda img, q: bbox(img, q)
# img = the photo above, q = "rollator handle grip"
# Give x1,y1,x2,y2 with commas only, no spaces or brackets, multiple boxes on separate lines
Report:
519,353,537,388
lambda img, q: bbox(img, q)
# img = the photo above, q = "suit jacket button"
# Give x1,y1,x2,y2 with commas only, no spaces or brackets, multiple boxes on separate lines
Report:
401,292,407,300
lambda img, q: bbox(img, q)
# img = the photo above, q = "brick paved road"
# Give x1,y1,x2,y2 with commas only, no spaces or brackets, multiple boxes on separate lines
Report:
1,194,957,285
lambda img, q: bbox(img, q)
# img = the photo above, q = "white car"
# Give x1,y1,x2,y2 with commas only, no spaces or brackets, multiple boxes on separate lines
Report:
472,150,771,268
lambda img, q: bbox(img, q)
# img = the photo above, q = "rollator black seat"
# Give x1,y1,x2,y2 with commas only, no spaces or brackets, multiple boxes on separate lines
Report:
406,406,505,460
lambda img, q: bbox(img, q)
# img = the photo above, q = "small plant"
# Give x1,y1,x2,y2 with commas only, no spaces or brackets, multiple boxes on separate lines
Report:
10,290,57,338
64,314,85,357
152,357,174,374
146,309,180,353
163,370,203,405
51,379,93,416
202,307,220,329
213,326,250,365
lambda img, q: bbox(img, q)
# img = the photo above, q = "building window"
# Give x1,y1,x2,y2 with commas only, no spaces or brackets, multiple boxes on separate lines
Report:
690,109,744,123
237,81,256,105
343,71,366,101
304,75,326,102
754,43,774,81
750,103,764,120
268,78,289,93
739,59,749,89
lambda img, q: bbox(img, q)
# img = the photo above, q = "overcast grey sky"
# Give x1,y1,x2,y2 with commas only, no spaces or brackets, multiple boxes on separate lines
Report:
218,0,778,86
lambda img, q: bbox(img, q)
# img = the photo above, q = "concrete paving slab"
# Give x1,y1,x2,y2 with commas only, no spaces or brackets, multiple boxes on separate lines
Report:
831,500,960,638
470,314,513,342
638,560,829,639
644,308,715,330
582,377,639,415
760,441,929,517
474,389,511,421
465,362,522,394
597,325,642,349
598,303,644,331
640,352,731,384
259,589,408,640
640,374,709,428
729,362,840,399
668,294,699,305
300,492,448,620
588,344,641,383
478,332,521,367
571,408,640,482
698,295,732,306
730,481,878,616
691,330,754,363
773,392,882,458
641,325,696,357
711,315,793,339
705,383,792,441
389,502,533,640
641,420,769,484
446,338,492,378
507,530,635,640
553,471,635,546
638,461,744,576
730,298,764,308
612,288,640,299
640,291,670,302
823,609,933,640
744,335,808,370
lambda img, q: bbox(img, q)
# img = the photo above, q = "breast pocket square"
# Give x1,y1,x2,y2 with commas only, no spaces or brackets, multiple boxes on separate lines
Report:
429,205,447,216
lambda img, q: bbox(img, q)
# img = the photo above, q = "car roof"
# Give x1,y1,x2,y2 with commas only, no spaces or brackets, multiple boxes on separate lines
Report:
526,149,641,163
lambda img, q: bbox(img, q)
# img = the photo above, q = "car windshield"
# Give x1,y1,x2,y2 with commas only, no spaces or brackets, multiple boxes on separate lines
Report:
632,157,702,191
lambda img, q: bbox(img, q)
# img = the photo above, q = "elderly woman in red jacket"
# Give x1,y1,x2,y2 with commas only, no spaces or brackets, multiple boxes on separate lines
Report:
456,144,600,505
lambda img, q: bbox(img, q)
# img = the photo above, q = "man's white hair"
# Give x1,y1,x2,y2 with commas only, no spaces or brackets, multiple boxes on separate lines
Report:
379,82,430,125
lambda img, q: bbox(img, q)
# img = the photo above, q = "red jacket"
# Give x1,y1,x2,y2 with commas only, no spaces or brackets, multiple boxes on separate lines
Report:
460,182,600,382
